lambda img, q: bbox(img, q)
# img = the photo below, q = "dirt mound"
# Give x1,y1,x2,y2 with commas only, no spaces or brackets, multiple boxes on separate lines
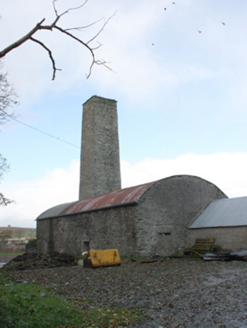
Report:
2,252,77,270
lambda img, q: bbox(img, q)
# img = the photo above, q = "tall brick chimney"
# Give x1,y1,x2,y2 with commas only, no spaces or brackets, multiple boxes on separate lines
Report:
79,96,121,200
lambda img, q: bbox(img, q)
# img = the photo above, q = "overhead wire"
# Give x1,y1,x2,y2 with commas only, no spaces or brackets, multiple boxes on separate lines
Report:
1,110,80,149
2,109,160,179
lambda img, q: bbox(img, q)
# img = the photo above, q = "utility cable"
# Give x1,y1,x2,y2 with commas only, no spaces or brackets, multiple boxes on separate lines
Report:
1,109,80,149
2,109,159,179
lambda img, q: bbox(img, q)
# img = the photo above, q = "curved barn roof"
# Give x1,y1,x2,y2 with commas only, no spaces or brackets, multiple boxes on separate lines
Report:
37,181,156,220
37,175,227,220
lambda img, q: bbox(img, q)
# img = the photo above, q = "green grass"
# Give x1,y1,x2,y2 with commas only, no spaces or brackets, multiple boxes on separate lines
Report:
0,252,25,256
0,273,145,327
121,254,148,263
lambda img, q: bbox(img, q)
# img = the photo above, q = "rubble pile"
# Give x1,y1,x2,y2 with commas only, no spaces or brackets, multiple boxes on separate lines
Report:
2,252,77,270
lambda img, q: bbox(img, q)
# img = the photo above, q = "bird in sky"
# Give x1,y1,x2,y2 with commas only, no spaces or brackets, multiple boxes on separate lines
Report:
222,22,226,25
172,2,175,4
198,30,202,33
164,7,167,10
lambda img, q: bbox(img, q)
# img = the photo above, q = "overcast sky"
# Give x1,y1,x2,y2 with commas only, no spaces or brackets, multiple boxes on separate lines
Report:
1,0,247,228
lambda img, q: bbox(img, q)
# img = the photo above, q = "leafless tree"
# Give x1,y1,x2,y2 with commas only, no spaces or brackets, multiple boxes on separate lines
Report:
0,0,114,80
0,154,14,206
0,0,114,206
0,64,18,125
0,62,17,206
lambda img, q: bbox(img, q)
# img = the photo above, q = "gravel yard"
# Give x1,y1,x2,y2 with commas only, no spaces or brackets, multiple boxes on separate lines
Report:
7,258,247,328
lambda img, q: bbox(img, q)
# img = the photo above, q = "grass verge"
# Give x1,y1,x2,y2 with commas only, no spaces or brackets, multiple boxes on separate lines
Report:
0,272,145,327
0,252,24,256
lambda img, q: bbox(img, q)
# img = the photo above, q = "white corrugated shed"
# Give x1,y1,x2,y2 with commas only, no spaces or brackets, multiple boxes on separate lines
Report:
189,196,247,228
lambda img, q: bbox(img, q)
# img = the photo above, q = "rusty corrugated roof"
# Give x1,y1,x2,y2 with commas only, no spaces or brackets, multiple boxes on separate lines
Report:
37,181,156,220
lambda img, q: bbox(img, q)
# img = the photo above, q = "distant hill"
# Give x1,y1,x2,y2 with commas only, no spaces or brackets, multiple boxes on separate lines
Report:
0,227,36,232
0,227,36,239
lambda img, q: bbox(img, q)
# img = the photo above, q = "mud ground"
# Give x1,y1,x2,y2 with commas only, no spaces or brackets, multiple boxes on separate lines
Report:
5,258,247,328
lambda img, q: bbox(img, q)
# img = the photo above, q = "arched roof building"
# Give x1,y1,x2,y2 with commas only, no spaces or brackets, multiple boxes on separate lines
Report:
37,175,227,257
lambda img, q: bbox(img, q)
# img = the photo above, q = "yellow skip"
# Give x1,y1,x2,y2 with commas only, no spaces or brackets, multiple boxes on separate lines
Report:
83,249,121,268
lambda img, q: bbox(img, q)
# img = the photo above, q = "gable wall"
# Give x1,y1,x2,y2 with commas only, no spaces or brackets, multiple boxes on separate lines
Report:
136,176,227,256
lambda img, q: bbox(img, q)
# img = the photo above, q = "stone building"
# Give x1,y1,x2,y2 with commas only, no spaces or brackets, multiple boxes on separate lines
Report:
36,95,246,257
188,196,247,250
37,175,227,257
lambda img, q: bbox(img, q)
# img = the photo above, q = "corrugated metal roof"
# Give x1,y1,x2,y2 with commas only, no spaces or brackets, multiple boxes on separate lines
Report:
37,181,156,220
189,196,247,228
37,202,76,220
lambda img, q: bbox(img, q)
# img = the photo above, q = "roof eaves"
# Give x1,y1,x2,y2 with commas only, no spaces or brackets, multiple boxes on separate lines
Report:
36,200,138,220
189,224,247,229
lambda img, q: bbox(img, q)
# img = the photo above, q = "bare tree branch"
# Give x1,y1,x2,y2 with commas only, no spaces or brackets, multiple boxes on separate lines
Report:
53,0,89,19
0,1,114,80
87,12,116,45
0,64,18,206
0,154,9,180
0,19,46,58
0,66,18,125
91,43,102,51
0,192,14,206
0,1,115,206
95,60,113,73
54,23,113,78
0,155,14,206
65,18,104,32
30,37,61,80
54,25,96,78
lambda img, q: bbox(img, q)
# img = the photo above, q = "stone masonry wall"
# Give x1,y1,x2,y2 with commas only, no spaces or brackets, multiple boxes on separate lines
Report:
37,175,228,257
37,205,138,257
136,175,227,257
37,219,53,253
79,96,121,200
188,227,247,250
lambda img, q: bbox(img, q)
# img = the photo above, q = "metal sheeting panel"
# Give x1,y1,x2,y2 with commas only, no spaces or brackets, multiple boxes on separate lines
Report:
61,182,155,215
37,202,77,220
189,196,247,228
37,181,156,220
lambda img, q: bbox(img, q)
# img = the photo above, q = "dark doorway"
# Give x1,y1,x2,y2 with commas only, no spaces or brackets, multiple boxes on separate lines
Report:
82,241,90,252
